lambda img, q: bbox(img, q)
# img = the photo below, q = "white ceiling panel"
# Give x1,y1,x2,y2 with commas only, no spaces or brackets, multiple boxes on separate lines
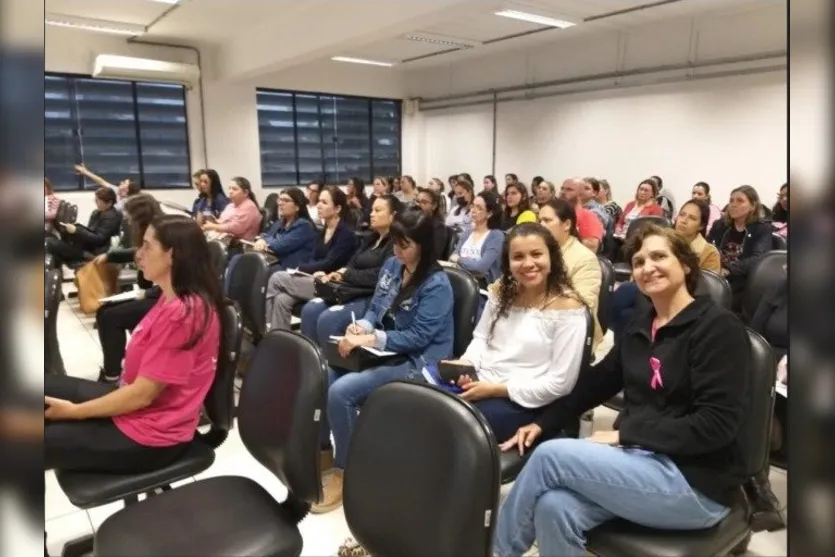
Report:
344,38,463,63
45,0,168,25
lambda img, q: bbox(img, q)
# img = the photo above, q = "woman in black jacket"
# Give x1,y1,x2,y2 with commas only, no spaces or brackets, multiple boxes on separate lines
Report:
416,187,450,259
707,185,773,311
493,224,750,557
92,194,163,382
299,195,401,345
46,187,122,270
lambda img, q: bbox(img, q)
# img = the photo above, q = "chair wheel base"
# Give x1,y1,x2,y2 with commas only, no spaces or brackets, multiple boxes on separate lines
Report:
61,534,93,557
729,532,752,556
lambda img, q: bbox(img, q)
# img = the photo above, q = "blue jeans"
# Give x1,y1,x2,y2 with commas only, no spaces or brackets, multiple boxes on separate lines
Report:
300,298,370,345
325,361,421,469
494,439,730,557
609,281,640,339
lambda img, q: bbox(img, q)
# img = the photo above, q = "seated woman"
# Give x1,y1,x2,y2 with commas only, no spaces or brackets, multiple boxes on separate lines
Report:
493,224,750,557
313,211,455,514
444,178,474,236
46,186,122,270
537,199,603,347
300,195,400,344
74,163,141,212
500,182,537,231
442,223,587,442
395,175,418,208
364,176,394,225
771,183,788,238
691,182,723,235
44,178,61,234
191,169,229,222
247,187,317,273
707,185,773,311
416,187,450,259
346,177,370,227
607,179,663,260
44,215,225,473
201,176,262,245
609,199,721,338
448,191,504,288
94,194,164,383
265,186,356,331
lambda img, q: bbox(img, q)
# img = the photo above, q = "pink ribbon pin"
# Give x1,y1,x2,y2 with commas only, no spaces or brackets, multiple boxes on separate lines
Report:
649,357,663,390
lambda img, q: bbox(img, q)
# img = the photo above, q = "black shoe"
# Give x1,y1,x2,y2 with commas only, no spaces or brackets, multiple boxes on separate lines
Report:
97,368,120,384
745,475,786,532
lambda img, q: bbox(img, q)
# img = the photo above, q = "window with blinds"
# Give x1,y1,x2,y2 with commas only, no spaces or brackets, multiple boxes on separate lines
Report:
257,89,401,187
44,73,191,191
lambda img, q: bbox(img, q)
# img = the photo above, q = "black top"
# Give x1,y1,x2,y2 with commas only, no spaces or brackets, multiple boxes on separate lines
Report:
105,247,160,299
342,233,394,289
534,297,750,506
749,278,787,357
707,219,773,282
71,207,123,253
432,218,449,260
297,220,357,275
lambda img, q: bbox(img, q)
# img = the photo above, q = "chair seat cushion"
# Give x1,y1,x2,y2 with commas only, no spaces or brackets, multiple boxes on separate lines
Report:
586,502,749,557
56,441,215,508
604,391,624,412
613,262,631,282
499,450,528,484
94,476,303,557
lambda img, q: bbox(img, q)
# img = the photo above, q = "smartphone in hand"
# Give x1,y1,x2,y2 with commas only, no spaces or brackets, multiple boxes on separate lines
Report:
438,361,479,384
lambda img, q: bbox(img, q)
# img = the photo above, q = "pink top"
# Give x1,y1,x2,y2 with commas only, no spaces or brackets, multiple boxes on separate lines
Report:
216,198,262,241
616,201,665,234
45,194,60,221
576,206,604,241
113,295,221,447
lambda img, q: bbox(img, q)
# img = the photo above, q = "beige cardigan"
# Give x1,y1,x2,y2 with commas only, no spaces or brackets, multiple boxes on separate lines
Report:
690,234,722,273
560,236,603,348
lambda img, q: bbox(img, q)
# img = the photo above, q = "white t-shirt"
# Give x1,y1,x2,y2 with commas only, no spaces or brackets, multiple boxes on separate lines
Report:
459,231,487,260
307,204,319,225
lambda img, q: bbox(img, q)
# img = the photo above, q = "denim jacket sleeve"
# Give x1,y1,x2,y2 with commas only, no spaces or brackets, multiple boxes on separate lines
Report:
265,219,315,257
456,229,504,276
377,271,454,354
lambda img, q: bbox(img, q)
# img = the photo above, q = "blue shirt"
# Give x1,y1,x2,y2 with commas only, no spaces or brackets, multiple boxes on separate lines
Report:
262,217,317,270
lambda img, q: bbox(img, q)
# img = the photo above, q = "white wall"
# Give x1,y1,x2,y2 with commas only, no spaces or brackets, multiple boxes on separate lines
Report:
402,1,788,206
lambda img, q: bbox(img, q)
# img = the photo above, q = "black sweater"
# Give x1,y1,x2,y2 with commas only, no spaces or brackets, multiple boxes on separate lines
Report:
534,297,750,506
341,233,394,289
105,247,160,299
71,207,123,253
706,219,772,281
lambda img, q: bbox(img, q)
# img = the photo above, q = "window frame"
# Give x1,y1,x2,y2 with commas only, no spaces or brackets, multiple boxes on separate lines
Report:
44,71,193,191
256,87,402,188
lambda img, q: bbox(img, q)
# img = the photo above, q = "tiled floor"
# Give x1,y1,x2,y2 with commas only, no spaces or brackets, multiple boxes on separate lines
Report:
46,286,787,556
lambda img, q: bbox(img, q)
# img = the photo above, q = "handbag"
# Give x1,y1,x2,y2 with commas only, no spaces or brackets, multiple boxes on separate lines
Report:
314,279,374,305
75,260,120,315
321,340,406,373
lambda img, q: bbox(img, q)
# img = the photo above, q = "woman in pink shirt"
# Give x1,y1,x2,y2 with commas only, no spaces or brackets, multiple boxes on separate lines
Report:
44,215,225,473
201,176,262,242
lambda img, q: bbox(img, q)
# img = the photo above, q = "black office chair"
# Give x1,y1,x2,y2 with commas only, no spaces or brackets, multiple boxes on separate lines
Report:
44,269,66,376
226,251,270,344
499,307,595,484
207,239,228,283
93,330,328,557
586,328,776,557
343,382,500,557
443,267,480,357
741,250,787,324
442,226,459,260
771,232,787,250
259,207,270,232
613,216,671,282
263,193,279,226
597,257,615,334
53,301,243,557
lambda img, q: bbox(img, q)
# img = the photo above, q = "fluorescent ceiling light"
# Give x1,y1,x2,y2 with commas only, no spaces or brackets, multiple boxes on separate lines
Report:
331,56,394,67
404,34,476,49
495,9,576,28
151,1,181,3
45,13,146,36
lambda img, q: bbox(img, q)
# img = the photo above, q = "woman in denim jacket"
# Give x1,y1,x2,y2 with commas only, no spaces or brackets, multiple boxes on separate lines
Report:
313,211,455,515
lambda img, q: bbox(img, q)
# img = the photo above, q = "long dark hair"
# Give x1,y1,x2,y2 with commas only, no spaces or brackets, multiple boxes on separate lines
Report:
322,185,349,224
348,177,369,208
150,215,227,352
199,169,227,200
231,176,257,205
280,187,311,222
417,187,444,221
389,211,442,304
123,193,163,247
539,198,579,238
489,223,575,343
94,186,117,207
503,182,531,218
679,199,710,237
452,179,474,216
693,181,712,204
477,191,502,230
772,183,788,223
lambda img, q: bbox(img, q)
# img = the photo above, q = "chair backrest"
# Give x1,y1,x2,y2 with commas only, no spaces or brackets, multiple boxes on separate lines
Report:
200,301,243,444
206,240,228,283
259,207,270,232
624,214,669,239
742,250,787,322
443,267,480,357
226,252,269,342
44,269,66,376
263,193,279,220
596,257,615,333
238,330,327,505
740,328,777,477
695,270,732,310
55,201,78,225
771,232,787,250
442,226,459,260
344,382,500,557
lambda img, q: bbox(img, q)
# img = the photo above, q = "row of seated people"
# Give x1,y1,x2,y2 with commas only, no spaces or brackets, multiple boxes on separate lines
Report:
45,214,781,557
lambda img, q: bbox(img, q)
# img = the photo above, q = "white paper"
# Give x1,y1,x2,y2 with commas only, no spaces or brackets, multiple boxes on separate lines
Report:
99,290,139,304
775,380,787,399
479,289,489,297
328,336,397,357
287,268,312,276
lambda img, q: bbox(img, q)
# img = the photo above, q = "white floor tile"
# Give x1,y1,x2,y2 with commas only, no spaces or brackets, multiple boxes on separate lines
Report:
45,471,81,521
298,507,353,556
45,511,93,556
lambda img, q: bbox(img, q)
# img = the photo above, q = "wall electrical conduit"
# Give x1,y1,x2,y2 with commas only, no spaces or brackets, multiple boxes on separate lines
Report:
416,50,786,112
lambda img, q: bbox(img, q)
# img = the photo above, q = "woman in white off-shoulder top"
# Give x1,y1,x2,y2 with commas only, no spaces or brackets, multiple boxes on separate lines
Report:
441,222,588,441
